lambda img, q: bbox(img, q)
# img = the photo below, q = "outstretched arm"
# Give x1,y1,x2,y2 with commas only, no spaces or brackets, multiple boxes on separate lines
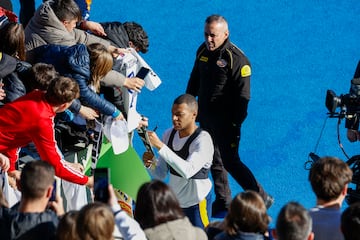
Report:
109,184,147,240
147,130,214,179
33,120,89,185
79,20,106,36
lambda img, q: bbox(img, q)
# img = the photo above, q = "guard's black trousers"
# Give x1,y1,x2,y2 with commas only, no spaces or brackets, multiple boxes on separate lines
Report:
201,120,267,211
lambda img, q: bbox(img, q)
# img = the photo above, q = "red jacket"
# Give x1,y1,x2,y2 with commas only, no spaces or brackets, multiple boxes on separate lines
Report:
0,90,88,185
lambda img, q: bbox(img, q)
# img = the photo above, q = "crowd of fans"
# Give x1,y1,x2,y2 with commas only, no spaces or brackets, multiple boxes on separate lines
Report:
1,157,359,240
0,0,359,240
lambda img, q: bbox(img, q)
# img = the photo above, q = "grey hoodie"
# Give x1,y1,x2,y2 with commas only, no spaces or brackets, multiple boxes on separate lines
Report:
144,217,208,240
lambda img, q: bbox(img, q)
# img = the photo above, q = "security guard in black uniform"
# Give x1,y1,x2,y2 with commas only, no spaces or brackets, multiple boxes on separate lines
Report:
186,14,274,217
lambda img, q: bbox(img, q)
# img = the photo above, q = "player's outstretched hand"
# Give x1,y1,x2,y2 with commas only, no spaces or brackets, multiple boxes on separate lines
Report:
48,193,65,216
147,131,163,150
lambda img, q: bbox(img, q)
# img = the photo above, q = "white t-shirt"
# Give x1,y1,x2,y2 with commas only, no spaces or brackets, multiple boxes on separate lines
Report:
149,128,213,208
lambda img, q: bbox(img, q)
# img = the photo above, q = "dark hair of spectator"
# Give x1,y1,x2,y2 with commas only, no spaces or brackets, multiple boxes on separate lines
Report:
134,180,185,229
50,0,82,22
20,161,55,199
0,22,26,61
341,202,360,240
28,63,59,91
275,202,312,240
224,190,270,235
56,210,79,240
45,76,79,106
309,156,353,202
124,21,149,53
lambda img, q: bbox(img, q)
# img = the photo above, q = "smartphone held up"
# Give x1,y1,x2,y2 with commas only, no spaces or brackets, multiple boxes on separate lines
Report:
94,167,111,203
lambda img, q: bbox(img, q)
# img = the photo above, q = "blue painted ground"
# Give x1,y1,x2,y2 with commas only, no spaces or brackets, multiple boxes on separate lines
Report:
12,0,360,226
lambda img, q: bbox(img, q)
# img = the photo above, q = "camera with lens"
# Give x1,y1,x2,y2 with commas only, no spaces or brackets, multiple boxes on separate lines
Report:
325,79,360,204
325,78,360,118
324,62,360,204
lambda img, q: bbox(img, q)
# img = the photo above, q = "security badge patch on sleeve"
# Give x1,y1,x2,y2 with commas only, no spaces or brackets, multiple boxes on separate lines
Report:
241,65,251,77
200,56,208,62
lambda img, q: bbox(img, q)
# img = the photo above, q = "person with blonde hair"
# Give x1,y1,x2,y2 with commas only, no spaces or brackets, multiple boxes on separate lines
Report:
33,42,124,121
76,202,115,240
87,43,113,93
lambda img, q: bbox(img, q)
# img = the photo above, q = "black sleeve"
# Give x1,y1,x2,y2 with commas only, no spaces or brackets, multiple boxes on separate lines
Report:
345,61,360,130
353,61,360,78
186,58,200,97
233,97,249,126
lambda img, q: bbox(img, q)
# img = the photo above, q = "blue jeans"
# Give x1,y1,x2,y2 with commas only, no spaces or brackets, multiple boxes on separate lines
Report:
182,191,212,229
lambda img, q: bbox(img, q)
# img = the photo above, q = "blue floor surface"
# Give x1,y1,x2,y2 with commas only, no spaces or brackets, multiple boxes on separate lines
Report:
12,0,360,226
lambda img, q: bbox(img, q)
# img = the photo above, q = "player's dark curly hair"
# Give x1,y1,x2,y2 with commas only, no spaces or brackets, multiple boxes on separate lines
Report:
123,22,149,53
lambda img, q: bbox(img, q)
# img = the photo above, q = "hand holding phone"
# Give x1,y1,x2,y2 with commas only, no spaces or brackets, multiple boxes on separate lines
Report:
47,177,64,216
94,168,110,203
136,67,150,80
50,178,60,202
